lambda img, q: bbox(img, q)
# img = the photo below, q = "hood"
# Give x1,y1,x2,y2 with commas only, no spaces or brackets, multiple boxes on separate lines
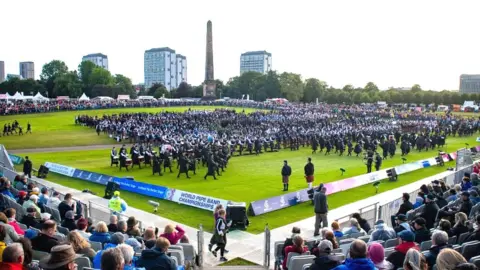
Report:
395,242,419,254
103,243,117,250
141,248,164,259
93,232,110,237
375,260,394,270
343,258,377,270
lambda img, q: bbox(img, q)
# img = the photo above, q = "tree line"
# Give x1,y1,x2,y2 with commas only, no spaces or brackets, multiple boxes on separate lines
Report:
0,60,475,105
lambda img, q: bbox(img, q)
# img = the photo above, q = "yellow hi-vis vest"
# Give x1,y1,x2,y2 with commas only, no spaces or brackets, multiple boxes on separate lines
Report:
108,197,122,212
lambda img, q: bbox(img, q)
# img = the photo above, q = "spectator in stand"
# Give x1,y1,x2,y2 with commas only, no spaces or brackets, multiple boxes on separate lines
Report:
332,240,376,270
125,238,144,253
160,224,188,245
433,191,448,209
420,184,430,195
331,221,343,238
474,164,480,175
461,174,472,192
369,220,396,242
436,248,467,270
61,210,77,231
39,244,80,270
324,230,339,249
58,193,76,220
67,231,96,261
412,218,431,244
436,219,454,237
424,231,450,269
413,192,425,209
393,214,412,233
23,156,32,178
403,249,428,270
281,227,300,258
391,193,414,226
108,215,118,232
313,186,328,237
438,192,473,222
21,207,39,229
0,226,6,262
471,173,480,187
117,220,129,239
101,246,125,270
367,242,394,270
117,244,146,270
342,218,365,236
14,176,27,191
16,190,27,206
16,237,41,270
87,217,95,233
1,180,15,199
450,212,469,239
126,217,141,237
22,195,40,218
5,208,24,235
351,213,371,233
310,240,341,270
0,212,19,244
29,186,39,197
420,194,439,229
143,227,157,249
46,191,61,209
386,230,419,269
447,189,458,203
0,243,24,270
137,237,176,270
38,187,49,206
31,220,59,252
470,190,480,205
74,218,91,240
465,215,480,242
93,232,125,269
89,221,111,245
283,235,309,270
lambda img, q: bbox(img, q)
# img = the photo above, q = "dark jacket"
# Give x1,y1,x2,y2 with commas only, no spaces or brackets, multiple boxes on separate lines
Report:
61,219,77,231
358,219,371,234
314,192,328,214
465,229,480,242
414,228,431,244
21,215,39,229
31,233,59,252
23,160,32,173
421,202,439,229
136,248,176,270
458,200,473,216
107,223,118,232
310,255,340,270
304,163,314,176
396,200,413,216
386,242,419,269
450,224,469,239
58,201,73,220
282,237,293,257
332,258,376,270
282,165,292,176
424,244,451,270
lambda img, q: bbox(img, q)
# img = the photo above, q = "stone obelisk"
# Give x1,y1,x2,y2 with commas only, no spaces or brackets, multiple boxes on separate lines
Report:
203,20,216,97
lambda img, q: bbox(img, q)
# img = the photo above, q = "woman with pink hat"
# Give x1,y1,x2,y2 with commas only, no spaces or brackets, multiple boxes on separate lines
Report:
368,242,394,270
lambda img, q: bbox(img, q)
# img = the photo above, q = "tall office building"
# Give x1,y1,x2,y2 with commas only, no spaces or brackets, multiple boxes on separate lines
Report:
460,74,480,94
144,47,187,90
240,51,272,74
82,53,109,70
0,61,5,83
19,62,35,79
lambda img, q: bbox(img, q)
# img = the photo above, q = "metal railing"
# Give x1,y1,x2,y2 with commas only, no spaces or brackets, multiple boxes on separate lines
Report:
336,203,379,230
264,224,271,269
197,224,204,267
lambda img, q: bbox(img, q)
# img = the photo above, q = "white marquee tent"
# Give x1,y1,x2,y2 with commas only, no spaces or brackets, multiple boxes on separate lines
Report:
79,93,90,101
33,92,49,102
12,92,24,100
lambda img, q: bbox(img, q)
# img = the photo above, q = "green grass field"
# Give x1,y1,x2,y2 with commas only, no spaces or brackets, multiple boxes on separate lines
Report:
0,106,262,149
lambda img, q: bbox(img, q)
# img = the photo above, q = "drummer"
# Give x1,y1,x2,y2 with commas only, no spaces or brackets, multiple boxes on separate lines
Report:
131,145,142,169
119,148,129,171
111,146,119,167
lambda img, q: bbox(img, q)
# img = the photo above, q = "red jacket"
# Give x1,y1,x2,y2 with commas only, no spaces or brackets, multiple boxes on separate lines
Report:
0,262,25,270
159,225,185,245
283,245,309,270
8,220,25,235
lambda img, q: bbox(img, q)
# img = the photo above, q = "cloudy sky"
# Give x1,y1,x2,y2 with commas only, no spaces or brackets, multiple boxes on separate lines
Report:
1,0,480,90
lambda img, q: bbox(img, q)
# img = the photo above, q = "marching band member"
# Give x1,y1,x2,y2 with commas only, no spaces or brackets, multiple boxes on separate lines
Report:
119,149,129,171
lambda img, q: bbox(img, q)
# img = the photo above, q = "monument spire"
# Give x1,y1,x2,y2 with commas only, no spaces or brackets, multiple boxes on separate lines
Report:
203,20,216,97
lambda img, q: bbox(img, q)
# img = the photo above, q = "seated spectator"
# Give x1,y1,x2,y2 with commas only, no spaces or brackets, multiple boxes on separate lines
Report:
454,263,479,270
38,187,49,206
36,212,52,230
432,192,448,209
58,193,76,220
282,227,301,258
436,219,454,237
412,218,431,244
413,193,425,209
125,237,144,253
29,186,40,197
137,237,176,270
22,195,40,218
16,237,41,270
391,193,413,226
39,244,80,270
61,210,77,231
31,220,59,252
447,189,458,203
439,180,449,193
465,214,480,242
369,220,396,242
67,231,96,261
324,230,339,249
367,242,394,270
117,220,129,239
0,212,19,244
283,235,309,270
0,243,24,270
450,212,469,239
403,249,428,270
5,208,24,235
75,217,91,240
393,214,412,233
470,190,480,205
472,172,480,186
0,226,6,262
424,230,450,269
143,227,157,249
89,221,111,244
93,232,125,269
461,174,472,191
331,221,343,238
160,224,188,245
87,217,95,233
21,207,39,229
386,230,419,269
333,239,376,270
101,246,125,270
46,191,61,209
126,216,141,237
342,218,365,236
436,248,467,270
420,194,439,229
16,191,27,206
420,184,430,195
1,181,15,199
352,213,371,233
108,215,118,232
14,176,27,191
310,240,340,270
118,243,146,270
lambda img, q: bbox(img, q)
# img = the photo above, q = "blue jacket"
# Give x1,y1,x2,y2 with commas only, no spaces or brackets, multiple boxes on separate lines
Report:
93,243,117,269
89,231,111,244
333,258,376,270
136,248,176,270
462,181,472,191
334,231,344,238
1,189,14,199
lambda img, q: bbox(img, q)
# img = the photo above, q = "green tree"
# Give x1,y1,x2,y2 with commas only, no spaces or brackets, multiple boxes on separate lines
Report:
364,82,379,92
90,67,114,86
147,83,169,98
342,84,355,92
114,74,135,97
303,78,325,103
53,71,82,97
78,61,97,96
175,82,193,98
263,71,282,99
411,84,422,92
279,72,304,102
40,60,69,96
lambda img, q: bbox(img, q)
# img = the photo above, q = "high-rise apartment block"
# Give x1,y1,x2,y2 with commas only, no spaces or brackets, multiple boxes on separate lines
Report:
82,53,109,70
240,51,272,74
0,61,5,83
19,62,35,79
144,47,187,90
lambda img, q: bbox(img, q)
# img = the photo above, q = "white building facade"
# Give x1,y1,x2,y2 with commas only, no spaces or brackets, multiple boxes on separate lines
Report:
144,47,187,90
82,53,109,70
240,51,272,74
19,61,35,79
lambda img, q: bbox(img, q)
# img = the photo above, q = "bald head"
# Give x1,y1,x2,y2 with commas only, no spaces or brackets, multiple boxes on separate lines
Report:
349,240,367,259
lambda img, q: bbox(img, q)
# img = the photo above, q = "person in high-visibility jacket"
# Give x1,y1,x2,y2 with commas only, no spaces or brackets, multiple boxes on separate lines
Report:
108,191,128,215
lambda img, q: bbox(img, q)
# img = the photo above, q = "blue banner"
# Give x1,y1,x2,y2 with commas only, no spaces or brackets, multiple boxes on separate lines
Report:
113,178,169,200
249,189,310,216
8,154,23,165
72,169,114,185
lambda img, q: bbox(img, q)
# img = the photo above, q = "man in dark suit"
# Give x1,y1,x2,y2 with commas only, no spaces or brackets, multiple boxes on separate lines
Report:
23,156,32,178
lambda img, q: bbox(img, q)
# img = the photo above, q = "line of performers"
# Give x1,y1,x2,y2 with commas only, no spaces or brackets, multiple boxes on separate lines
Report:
110,143,231,180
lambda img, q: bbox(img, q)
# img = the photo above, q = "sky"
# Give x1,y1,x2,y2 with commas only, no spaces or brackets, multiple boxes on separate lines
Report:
1,0,480,90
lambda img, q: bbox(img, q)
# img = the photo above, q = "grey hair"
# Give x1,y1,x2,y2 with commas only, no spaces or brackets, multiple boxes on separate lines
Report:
432,230,448,246
2,243,24,263
101,247,124,270
110,215,118,223
117,244,134,264
118,220,127,231
350,218,360,229
403,249,426,270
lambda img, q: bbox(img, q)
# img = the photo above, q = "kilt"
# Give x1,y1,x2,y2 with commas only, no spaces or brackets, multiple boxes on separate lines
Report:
306,175,314,183
282,176,289,184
